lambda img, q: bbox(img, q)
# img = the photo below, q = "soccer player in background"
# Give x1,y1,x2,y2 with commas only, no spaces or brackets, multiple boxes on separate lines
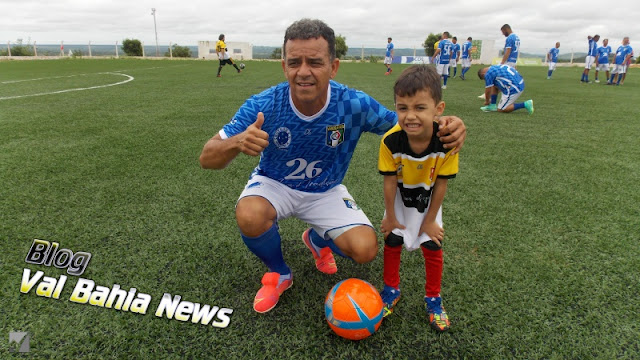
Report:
450,37,461,78
378,65,459,332
581,35,599,83
432,35,442,66
385,37,394,75
478,65,533,114
199,19,468,314
432,31,453,89
500,24,520,68
547,42,560,79
608,37,633,86
460,37,472,80
215,34,242,77
620,41,634,85
594,38,612,83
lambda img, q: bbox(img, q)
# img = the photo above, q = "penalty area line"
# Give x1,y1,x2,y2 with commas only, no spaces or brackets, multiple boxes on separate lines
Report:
0,72,134,101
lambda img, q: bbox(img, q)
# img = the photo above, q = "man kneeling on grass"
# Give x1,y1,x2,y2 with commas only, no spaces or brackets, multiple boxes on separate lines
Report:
477,65,534,114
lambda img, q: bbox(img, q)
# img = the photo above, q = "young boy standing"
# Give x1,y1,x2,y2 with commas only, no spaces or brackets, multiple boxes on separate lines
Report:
378,65,459,332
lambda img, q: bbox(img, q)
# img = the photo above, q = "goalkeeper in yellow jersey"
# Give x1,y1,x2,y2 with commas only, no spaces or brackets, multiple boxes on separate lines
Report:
216,34,242,77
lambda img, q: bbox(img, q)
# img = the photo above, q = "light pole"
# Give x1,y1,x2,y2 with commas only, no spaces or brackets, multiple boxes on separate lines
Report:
151,8,159,57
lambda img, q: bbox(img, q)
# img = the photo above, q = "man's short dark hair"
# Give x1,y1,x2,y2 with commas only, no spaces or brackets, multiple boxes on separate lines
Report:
394,65,442,104
468,37,472,41
283,19,336,60
218,34,224,41
501,24,511,31
443,31,450,38
453,36,457,41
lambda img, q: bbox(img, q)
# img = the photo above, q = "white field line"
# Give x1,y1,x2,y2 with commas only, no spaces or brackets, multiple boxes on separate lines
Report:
0,72,134,100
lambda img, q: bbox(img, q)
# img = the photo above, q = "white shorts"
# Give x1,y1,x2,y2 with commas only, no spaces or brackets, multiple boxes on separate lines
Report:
384,56,392,65
498,91,522,110
596,63,610,72
611,64,627,74
462,58,471,68
450,59,457,67
436,63,450,76
548,62,557,71
505,61,517,68
387,188,443,251
239,175,372,239
585,56,596,69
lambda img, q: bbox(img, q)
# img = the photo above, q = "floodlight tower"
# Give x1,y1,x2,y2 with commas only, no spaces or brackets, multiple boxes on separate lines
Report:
151,8,159,57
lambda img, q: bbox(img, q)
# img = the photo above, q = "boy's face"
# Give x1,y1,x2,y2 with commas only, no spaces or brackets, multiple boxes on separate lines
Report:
395,90,445,139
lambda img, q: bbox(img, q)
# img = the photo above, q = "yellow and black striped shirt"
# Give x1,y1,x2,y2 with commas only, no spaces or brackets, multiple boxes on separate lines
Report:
378,123,458,213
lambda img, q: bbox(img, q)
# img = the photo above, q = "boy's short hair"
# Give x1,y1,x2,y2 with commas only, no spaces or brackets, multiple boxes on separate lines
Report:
218,34,225,40
394,65,442,104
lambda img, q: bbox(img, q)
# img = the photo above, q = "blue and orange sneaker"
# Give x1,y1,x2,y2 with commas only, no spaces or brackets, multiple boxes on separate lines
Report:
253,272,293,313
425,296,450,332
302,228,337,274
380,285,401,317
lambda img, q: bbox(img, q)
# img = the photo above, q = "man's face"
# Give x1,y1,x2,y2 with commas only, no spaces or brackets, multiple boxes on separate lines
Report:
388,38,392,43
623,37,629,45
594,35,600,42
556,42,560,48
452,39,457,44
501,28,509,37
282,37,339,116
603,39,608,46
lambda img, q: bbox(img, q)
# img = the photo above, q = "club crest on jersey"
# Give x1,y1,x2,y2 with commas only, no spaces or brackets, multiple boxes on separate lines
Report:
326,124,345,148
273,127,292,149
343,198,360,211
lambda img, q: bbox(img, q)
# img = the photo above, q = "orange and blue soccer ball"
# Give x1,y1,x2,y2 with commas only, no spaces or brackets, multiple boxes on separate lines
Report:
325,278,384,340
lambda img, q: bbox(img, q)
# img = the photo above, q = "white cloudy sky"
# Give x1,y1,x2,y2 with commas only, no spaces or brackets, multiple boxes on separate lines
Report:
2,0,639,53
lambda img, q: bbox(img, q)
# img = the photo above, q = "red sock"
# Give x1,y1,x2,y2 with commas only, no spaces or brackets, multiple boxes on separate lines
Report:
383,244,402,288
421,246,443,298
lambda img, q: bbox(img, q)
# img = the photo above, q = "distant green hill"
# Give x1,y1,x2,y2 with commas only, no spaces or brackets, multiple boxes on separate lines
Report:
7,43,591,63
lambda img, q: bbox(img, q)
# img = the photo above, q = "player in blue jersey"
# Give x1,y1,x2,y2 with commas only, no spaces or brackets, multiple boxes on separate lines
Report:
546,42,560,79
594,38,612,83
432,31,453,89
620,40,634,85
500,24,520,68
477,65,533,114
460,37,472,80
385,37,394,75
450,37,461,78
608,37,633,86
199,18,468,314
581,34,600,83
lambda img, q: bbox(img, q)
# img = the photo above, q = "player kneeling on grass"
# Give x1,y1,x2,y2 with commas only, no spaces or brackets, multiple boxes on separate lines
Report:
477,65,534,114
378,65,459,332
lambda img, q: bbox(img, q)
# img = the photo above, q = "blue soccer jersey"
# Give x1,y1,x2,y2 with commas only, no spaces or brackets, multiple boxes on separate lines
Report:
484,65,524,95
614,45,633,65
588,38,598,56
597,46,612,64
386,42,394,57
504,33,520,63
548,47,559,62
461,41,472,59
220,81,398,193
451,43,461,60
438,39,453,64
